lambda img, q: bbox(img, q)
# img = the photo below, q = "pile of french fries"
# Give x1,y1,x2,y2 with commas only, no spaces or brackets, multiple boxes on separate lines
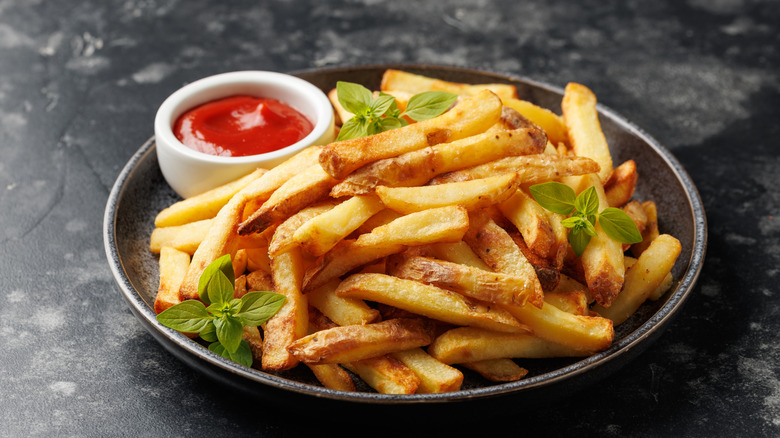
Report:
150,69,681,394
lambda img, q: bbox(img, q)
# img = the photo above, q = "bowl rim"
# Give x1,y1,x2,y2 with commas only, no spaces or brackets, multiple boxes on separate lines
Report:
153,70,333,165
105,63,707,404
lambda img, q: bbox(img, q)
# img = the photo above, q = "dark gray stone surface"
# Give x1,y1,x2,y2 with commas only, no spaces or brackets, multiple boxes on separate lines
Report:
0,0,777,436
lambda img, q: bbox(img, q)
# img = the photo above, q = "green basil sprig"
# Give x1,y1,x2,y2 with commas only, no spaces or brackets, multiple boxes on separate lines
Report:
529,182,642,257
156,254,285,367
335,81,457,141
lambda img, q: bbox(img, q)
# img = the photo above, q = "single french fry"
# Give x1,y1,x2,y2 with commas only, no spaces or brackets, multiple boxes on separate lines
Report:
336,274,528,333
154,168,266,227
428,327,590,364
511,232,561,292
319,89,503,179
232,248,248,277
342,356,420,395
377,173,519,214
387,255,540,307
502,98,568,146
306,363,356,392
631,201,659,257
287,318,435,364
239,164,337,235
594,234,681,325
268,200,340,257
243,326,264,367
307,278,381,326
429,154,599,185
561,173,626,307
293,195,385,256
154,247,191,314
551,273,592,303
302,240,405,292
330,128,545,197
461,358,528,382
605,160,638,208
352,208,404,235
380,68,518,101
392,348,464,393
562,82,613,183
463,210,544,308
498,188,558,261
150,219,213,254
423,241,491,271
261,247,308,371
649,271,674,301
544,290,589,316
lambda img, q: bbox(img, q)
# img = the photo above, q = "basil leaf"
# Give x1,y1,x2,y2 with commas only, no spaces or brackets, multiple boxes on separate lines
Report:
379,91,400,116
214,314,244,353
336,116,368,141
200,321,217,342
156,300,211,333
402,91,458,121
337,81,373,115
529,182,576,215
582,217,598,237
207,270,234,307
561,216,583,229
569,228,592,257
209,340,253,368
379,116,405,131
370,94,396,116
598,207,643,244
236,291,286,326
575,187,600,216
197,254,234,305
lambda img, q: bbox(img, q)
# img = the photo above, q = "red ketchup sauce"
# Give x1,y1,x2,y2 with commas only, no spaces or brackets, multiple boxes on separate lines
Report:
173,95,314,157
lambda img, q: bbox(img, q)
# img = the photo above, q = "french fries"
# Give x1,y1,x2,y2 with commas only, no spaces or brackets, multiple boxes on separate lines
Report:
149,69,682,395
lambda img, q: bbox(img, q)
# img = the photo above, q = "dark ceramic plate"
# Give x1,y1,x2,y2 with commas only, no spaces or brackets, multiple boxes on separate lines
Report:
103,65,706,410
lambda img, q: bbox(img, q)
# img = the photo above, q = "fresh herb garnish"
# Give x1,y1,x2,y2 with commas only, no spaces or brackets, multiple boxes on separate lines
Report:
156,254,285,367
335,81,458,141
529,182,642,257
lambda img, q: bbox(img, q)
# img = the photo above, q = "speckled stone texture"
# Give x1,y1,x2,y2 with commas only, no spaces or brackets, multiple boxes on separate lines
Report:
0,0,778,436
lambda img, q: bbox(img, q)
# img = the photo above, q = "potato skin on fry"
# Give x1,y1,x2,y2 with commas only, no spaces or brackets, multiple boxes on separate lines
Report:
287,318,436,364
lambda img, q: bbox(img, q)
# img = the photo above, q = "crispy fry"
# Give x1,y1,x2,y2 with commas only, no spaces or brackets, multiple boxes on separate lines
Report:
461,359,528,382
594,234,681,325
342,356,420,395
392,348,464,393
330,128,545,197
502,98,568,146
562,82,613,183
352,208,403,235
605,159,638,207
268,200,340,257
306,362,356,392
423,241,491,270
307,278,381,326
262,247,308,371
319,89,503,179
293,195,385,256
377,173,519,214
498,188,558,261
380,68,518,101
239,164,337,235
511,232,561,292
154,168,266,227
336,274,528,333
544,290,589,316
150,219,213,254
287,318,435,364
154,247,191,314
429,154,599,185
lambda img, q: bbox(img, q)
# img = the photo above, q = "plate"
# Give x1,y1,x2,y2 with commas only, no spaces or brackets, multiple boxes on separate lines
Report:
103,64,706,411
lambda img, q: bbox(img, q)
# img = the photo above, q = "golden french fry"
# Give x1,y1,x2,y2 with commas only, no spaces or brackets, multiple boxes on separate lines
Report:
562,82,613,183
498,188,558,261
429,154,599,185
463,210,544,308
387,255,539,307
352,208,403,235
293,195,385,256
380,68,518,101
307,278,381,326
428,327,590,364
336,273,528,333
460,358,528,382
154,168,266,227
605,159,638,208
154,247,191,314
330,128,546,197
544,290,589,316
239,164,337,235
392,348,464,393
631,201,659,257
245,247,272,274
261,247,308,371
342,355,420,395
150,219,213,254
306,363,356,392
232,248,247,277
423,241,491,270
510,232,561,292
319,89,503,179
246,268,274,292
243,326,264,367
268,200,340,257
287,318,435,364
594,234,681,325
502,98,569,146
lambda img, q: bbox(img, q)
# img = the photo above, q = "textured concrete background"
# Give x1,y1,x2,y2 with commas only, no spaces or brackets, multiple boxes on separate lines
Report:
0,0,778,436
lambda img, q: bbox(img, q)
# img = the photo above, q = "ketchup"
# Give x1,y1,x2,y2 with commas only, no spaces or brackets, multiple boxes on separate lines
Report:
173,95,314,157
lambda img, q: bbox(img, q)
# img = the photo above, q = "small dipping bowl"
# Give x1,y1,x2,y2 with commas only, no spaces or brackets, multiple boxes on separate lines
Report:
154,71,335,198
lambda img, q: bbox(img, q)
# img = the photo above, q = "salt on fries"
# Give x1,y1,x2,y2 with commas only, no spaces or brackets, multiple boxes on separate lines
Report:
149,70,681,394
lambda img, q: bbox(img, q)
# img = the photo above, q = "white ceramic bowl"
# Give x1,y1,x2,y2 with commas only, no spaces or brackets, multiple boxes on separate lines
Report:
154,71,335,198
